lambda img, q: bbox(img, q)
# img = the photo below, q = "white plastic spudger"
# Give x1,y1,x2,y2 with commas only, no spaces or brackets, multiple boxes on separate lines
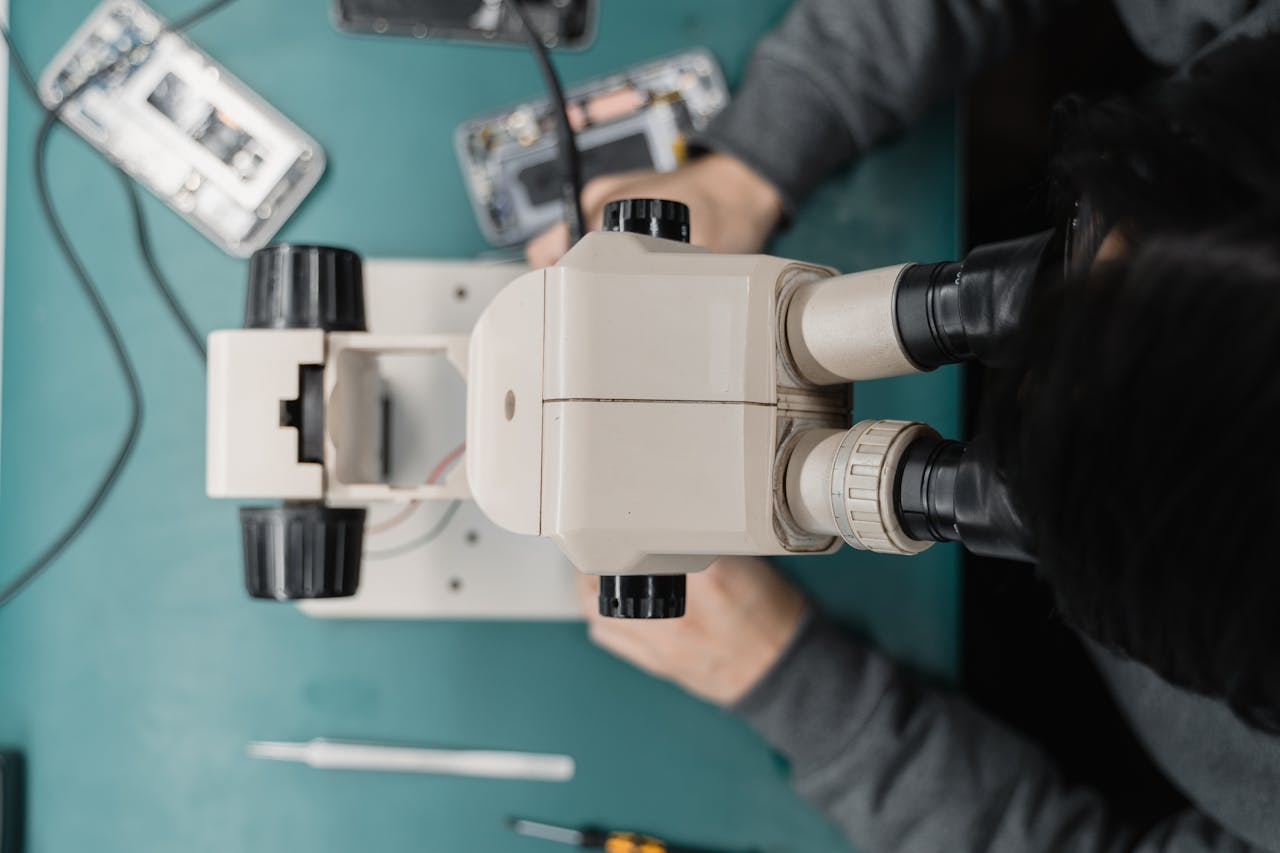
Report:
248,739,575,782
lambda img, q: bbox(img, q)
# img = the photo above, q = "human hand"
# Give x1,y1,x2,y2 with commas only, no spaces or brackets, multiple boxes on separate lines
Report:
578,557,807,706
525,152,784,267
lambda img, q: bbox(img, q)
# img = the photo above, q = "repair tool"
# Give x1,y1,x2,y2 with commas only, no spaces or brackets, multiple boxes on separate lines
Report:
248,739,574,782
37,0,325,257
508,817,741,853
456,49,728,246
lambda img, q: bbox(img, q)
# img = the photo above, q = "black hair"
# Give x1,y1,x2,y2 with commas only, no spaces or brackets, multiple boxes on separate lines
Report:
1050,32,1280,270
995,32,1280,732
1011,215,1280,733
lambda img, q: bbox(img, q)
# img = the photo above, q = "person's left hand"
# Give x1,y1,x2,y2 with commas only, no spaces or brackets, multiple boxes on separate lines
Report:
577,557,807,706
524,153,784,267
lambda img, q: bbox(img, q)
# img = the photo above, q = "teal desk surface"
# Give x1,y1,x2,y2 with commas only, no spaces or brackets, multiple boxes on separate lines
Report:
0,2,960,850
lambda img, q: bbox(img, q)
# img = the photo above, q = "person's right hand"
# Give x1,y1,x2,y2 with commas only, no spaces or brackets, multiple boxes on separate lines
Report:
525,152,785,267
577,557,806,707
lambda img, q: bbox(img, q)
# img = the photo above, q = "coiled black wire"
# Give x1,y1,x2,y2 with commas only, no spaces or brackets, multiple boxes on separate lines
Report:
0,1,229,608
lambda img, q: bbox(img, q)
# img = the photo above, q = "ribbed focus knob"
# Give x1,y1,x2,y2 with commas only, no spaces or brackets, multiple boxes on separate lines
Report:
829,419,936,556
240,504,366,600
598,574,686,619
244,244,366,331
601,198,690,243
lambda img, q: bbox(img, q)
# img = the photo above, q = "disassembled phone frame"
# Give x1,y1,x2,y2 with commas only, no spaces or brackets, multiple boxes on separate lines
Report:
37,0,326,257
455,48,728,246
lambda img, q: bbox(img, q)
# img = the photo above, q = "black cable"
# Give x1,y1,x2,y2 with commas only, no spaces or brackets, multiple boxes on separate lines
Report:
120,174,207,360
505,0,584,243
1,15,210,364
168,0,238,31
1,17,210,364
0,0,233,607
0,112,147,608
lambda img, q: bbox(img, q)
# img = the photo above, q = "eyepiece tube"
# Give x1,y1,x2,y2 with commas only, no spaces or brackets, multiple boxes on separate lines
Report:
894,435,966,543
783,422,1033,562
895,230,1055,370
893,261,969,370
785,428,845,537
784,231,1054,385
783,420,935,555
783,264,922,385
893,433,1035,561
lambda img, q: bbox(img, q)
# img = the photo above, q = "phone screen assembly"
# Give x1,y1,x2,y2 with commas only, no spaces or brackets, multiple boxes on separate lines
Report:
38,0,326,257
332,0,596,49
455,48,729,247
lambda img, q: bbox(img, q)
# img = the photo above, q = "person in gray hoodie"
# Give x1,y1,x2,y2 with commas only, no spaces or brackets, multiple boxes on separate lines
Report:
546,4,1280,851
527,0,1280,265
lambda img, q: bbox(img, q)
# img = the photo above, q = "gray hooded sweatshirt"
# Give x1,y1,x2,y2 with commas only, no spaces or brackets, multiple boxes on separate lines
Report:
697,1,1280,850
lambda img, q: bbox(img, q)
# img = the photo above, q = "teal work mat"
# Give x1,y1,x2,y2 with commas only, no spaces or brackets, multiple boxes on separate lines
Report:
0,1,960,850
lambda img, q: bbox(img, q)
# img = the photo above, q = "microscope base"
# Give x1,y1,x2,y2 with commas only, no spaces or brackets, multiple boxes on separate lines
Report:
297,259,579,621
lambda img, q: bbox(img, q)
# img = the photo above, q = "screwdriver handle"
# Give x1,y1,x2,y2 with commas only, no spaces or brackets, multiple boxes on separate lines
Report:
602,833,666,853
588,829,728,853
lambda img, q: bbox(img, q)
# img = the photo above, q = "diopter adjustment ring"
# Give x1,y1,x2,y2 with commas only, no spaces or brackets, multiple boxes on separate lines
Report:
829,419,936,555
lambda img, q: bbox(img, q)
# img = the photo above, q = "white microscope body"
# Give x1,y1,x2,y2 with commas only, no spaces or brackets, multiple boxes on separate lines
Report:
206,202,967,614
467,230,930,579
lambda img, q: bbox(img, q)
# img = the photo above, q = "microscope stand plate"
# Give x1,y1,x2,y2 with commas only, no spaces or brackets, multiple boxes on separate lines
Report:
297,259,580,621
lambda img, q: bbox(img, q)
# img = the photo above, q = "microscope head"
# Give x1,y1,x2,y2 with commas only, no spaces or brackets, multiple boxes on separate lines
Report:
206,201,960,614
466,200,852,618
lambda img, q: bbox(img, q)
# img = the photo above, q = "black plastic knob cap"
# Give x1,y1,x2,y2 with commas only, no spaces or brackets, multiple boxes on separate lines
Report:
601,198,691,243
244,244,367,331
240,504,366,600
598,574,687,619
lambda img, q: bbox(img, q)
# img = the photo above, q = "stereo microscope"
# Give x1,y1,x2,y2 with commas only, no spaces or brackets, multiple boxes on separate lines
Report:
207,199,1042,618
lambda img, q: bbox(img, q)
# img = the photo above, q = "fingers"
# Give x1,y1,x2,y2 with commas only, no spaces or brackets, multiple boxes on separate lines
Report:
574,571,598,618
574,561,802,706
702,555,775,598
587,620,663,675
579,170,655,227
526,221,570,268
525,170,666,267
577,571,671,675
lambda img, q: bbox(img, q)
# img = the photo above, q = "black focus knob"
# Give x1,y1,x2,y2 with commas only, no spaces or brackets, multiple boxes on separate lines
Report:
240,504,366,600
601,198,690,243
598,574,687,619
244,244,367,331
